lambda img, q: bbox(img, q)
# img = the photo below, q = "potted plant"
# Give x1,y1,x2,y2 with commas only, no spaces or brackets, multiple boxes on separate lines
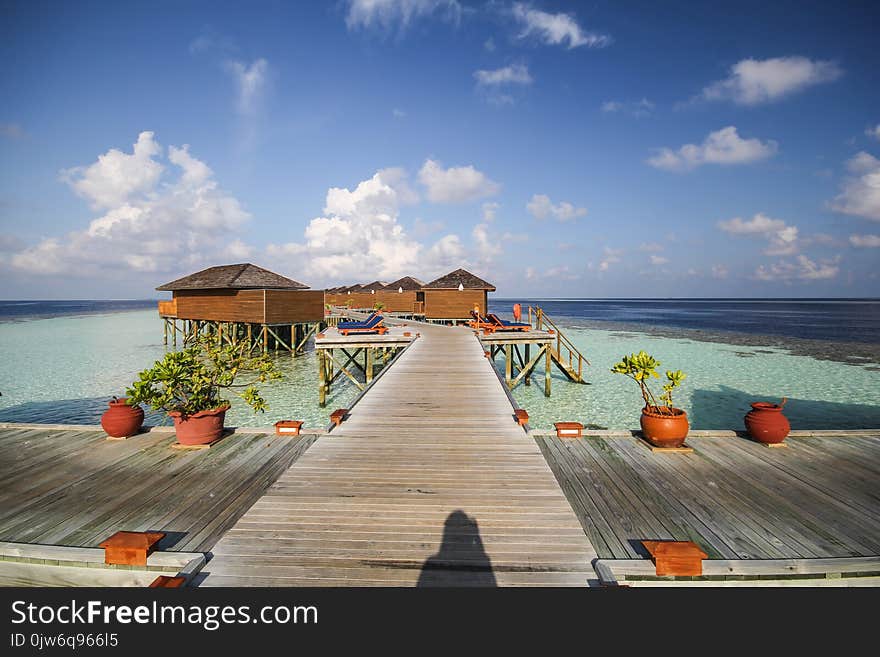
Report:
611,351,688,448
372,301,385,312
100,396,145,438
126,336,282,446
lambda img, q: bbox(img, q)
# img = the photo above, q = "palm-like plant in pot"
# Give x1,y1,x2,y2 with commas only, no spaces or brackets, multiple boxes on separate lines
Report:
126,336,282,445
611,351,688,448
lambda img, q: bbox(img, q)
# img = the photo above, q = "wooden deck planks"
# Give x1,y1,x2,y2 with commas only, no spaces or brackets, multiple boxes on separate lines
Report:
202,323,597,587
0,427,316,553
537,432,880,561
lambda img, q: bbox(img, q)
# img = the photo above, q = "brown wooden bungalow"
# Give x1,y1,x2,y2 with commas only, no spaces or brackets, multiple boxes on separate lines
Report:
157,263,324,354
376,276,426,313
422,268,495,322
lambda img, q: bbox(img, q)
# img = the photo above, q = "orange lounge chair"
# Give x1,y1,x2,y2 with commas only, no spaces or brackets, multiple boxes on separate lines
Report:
469,310,496,332
486,313,531,332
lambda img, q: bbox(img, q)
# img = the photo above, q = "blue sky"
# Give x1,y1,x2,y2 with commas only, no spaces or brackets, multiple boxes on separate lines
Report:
1,0,878,299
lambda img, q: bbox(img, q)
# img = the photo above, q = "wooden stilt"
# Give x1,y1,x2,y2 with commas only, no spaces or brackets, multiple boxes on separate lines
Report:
505,344,513,388
163,319,168,346
261,325,267,355
366,347,374,384
318,350,327,407
545,344,552,397
524,343,531,385
172,320,177,347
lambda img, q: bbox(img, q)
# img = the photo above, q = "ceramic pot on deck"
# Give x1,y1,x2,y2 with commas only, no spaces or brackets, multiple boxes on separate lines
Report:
168,405,230,445
640,406,689,448
101,397,145,438
744,399,790,444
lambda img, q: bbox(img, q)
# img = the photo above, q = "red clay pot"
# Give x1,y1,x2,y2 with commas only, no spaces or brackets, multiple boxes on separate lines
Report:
100,397,144,438
168,405,230,445
640,406,689,448
744,400,790,444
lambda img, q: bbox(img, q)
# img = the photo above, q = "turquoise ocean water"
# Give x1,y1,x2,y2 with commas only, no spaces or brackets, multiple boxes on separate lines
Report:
0,307,878,430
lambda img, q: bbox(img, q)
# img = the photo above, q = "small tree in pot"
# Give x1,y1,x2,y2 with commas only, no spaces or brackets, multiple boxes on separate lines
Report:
126,336,282,445
611,351,688,448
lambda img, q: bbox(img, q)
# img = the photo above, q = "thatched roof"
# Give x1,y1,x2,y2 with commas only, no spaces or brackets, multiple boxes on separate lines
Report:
384,276,425,291
423,268,495,291
360,280,388,292
156,264,309,291
343,284,364,293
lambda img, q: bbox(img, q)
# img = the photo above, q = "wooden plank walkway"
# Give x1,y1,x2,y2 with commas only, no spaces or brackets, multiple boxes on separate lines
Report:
536,431,880,562
201,323,597,586
0,426,315,553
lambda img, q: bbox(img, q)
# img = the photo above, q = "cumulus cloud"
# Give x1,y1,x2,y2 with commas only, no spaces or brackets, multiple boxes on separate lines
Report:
418,159,500,203
647,126,777,172
601,99,654,118
225,58,268,115
867,125,880,141
830,151,880,221
482,202,499,222
638,242,664,252
598,246,622,272
711,264,729,279
526,194,587,222
265,168,470,282
512,2,611,49
10,132,250,277
753,255,840,282
345,0,461,33
474,64,533,86
526,265,579,280
850,234,880,248
699,56,842,106
649,255,669,266
717,212,799,256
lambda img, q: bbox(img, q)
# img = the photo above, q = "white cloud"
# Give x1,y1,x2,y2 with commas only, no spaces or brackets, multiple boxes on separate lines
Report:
474,64,533,86
598,246,622,272
482,201,499,222
717,212,799,256
265,168,475,282
512,2,611,49
526,265,579,280
601,98,654,118
345,0,460,32
867,125,880,141
830,151,880,221
11,132,250,277
753,255,840,282
850,234,880,248
649,255,669,266
0,123,25,139
699,56,843,106
484,37,496,52
526,194,586,222
647,126,777,172
418,159,500,203
711,264,729,279
638,242,664,252
392,108,406,118
225,59,268,115
473,222,501,264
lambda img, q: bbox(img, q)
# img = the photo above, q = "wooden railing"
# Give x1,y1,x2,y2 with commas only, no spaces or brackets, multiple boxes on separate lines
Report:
529,306,589,382
412,301,425,314
157,300,177,317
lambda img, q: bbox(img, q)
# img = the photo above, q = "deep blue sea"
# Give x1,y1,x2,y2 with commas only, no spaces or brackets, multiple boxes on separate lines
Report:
492,298,880,344
0,299,156,321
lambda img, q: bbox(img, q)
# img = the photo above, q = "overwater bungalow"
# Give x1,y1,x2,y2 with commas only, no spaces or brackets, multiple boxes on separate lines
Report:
376,276,425,313
156,263,324,353
422,268,495,323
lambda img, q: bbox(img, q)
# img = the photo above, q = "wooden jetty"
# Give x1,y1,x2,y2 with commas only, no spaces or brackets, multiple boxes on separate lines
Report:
535,429,880,585
200,322,598,586
0,424,316,554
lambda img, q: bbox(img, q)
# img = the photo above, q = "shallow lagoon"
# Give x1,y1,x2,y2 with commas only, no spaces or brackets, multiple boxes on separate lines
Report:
0,309,877,430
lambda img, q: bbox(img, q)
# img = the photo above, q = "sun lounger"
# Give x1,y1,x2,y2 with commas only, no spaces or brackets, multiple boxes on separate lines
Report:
338,314,388,336
337,312,380,329
468,310,496,331
486,313,531,331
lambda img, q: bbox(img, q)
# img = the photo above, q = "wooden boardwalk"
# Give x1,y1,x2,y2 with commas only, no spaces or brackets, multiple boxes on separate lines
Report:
536,431,880,561
201,323,597,586
0,425,315,553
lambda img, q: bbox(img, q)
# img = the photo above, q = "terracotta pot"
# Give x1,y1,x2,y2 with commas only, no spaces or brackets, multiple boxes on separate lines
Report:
101,397,144,438
168,405,230,445
640,406,689,448
744,400,790,444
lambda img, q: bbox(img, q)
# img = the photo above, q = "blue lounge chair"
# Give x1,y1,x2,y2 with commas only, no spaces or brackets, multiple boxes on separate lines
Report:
487,313,531,331
337,312,380,329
